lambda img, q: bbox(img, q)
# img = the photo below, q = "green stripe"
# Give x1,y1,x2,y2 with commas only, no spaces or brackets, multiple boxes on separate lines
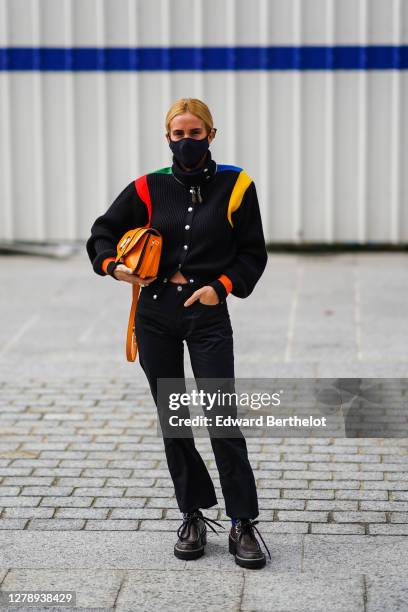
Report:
151,166,172,174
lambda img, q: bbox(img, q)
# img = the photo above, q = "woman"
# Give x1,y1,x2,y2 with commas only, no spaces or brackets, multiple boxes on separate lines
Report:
86,98,270,569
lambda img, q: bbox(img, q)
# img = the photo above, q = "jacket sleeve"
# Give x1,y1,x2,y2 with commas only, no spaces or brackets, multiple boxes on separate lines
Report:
86,181,149,278
209,180,268,300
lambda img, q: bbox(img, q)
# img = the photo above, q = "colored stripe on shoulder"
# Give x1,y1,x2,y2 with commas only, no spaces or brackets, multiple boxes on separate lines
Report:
217,164,243,173
134,175,152,226
227,170,253,227
151,166,172,174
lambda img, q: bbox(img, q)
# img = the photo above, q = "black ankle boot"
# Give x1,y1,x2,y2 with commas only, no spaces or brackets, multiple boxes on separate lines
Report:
229,519,271,569
174,509,225,560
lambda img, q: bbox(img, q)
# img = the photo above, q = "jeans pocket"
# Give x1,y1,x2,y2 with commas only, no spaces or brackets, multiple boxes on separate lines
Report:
197,300,221,308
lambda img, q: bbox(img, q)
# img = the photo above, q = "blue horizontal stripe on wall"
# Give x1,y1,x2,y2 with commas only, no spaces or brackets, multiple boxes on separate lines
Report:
1,46,408,71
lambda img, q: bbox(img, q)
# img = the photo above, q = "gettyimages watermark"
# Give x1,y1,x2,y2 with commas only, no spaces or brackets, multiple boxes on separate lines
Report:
156,377,408,438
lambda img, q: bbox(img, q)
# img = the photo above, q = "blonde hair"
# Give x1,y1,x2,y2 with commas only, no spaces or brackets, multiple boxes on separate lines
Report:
165,98,214,135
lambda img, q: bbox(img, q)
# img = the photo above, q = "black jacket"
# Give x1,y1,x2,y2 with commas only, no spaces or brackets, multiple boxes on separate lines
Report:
86,150,268,301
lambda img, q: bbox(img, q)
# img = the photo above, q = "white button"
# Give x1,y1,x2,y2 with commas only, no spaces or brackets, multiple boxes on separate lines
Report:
185,225,190,230
189,279,194,283
153,294,157,299
177,285,182,292
163,277,168,282
178,263,182,268
188,207,193,212
204,168,208,171
183,245,188,250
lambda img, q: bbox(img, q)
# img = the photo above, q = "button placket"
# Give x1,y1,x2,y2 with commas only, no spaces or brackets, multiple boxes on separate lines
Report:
176,186,199,271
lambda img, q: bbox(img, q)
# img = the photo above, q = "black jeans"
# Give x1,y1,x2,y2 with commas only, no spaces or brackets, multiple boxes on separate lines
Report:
134,277,259,519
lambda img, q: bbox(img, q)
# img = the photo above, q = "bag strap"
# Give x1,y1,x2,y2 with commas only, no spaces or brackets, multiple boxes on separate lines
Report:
126,283,141,362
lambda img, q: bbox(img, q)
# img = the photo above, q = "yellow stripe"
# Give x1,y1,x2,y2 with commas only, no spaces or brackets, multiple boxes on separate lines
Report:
227,170,253,227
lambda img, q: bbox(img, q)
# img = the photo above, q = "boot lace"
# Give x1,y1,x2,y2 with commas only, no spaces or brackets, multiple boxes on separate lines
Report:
177,510,225,541
236,519,271,560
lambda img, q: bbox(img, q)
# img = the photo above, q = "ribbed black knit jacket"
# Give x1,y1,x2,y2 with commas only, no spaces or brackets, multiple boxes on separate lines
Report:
86,150,268,301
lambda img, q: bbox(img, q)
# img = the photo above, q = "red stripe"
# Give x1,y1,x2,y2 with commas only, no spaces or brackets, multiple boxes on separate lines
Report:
134,175,152,226
218,274,233,294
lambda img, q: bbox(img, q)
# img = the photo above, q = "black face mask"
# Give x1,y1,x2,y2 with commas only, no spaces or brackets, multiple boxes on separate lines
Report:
169,135,210,168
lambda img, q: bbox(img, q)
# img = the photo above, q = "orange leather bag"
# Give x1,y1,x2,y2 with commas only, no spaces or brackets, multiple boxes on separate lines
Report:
115,227,163,362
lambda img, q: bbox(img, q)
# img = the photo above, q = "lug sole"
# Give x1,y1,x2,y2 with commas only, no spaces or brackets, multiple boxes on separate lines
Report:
174,544,205,560
174,529,206,561
229,535,266,569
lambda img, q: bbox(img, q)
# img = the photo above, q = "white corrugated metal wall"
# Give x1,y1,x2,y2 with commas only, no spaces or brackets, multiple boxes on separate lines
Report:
0,0,407,244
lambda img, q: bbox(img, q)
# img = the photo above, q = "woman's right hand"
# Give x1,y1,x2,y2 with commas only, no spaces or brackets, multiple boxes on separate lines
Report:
113,264,157,287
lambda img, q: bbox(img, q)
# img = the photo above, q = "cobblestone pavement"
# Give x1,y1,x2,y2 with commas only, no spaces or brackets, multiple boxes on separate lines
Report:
0,251,407,611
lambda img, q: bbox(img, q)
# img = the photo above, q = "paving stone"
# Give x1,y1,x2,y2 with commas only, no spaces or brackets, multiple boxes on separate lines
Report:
82,469,132,477
310,480,360,489
139,520,189,532
2,477,56,485
390,513,408,523
93,497,147,508
306,500,358,511
39,497,94,508
253,522,309,534
0,519,28,529
21,486,73,496
364,481,408,490
369,524,408,535
303,535,408,574
2,508,54,519
393,492,408,501
283,470,331,480
0,531,188,569
55,508,109,519
117,569,243,611
277,511,328,522
0,487,21,496
72,487,126,497
256,489,281,499
125,487,174,498
366,575,408,612
105,478,156,487
1,568,122,609
0,497,42,507
241,574,364,612
27,519,86,530
360,501,408,512
32,469,82,477
110,508,162,520
56,478,106,487
332,512,387,523
258,479,308,489
311,524,366,535
85,520,140,530
146,498,178,509
284,489,335,500
336,490,388,501
0,469,33,476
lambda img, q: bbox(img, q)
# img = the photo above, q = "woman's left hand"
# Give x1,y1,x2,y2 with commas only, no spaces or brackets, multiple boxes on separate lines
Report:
184,286,219,307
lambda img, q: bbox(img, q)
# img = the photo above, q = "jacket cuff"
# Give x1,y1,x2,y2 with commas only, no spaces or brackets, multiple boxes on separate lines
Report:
218,274,233,295
208,277,232,303
102,256,116,273
92,249,117,276
106,259,120,280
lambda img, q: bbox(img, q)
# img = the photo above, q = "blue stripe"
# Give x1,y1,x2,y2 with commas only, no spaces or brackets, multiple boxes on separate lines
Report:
217,164,243,173
0,45,408,71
